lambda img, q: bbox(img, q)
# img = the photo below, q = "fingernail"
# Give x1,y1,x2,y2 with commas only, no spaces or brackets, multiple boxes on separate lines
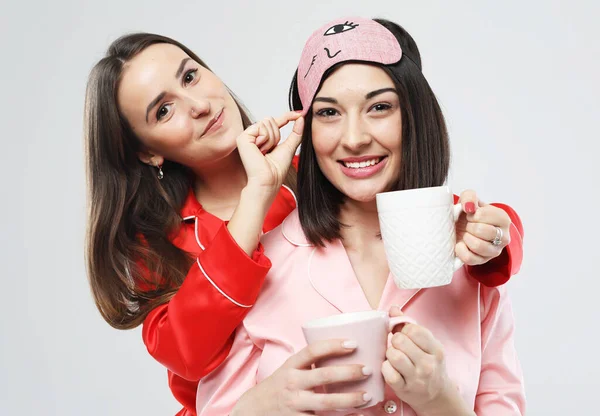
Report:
363,393,372,402
342,340,358,349
465,202,476,214
362,366,373,376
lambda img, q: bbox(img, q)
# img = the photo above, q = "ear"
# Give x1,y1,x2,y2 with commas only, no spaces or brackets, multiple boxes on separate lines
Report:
137,150,164,167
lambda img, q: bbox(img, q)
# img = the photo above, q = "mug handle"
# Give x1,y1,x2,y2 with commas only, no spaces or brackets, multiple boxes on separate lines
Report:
388,315,417,332
452,203,464,271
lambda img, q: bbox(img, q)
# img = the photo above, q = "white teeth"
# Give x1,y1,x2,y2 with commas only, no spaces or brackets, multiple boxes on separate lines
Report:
343,158,381,168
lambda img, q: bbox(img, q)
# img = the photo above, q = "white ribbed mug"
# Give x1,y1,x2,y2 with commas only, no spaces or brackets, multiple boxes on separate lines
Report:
376,186,463,289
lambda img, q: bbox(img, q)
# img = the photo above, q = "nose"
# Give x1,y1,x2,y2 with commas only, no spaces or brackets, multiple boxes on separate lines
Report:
188,97,210,119
340,114,372,151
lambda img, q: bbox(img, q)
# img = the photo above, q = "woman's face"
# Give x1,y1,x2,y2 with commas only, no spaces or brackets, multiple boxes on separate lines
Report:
117,43,243,169
310,63,403,203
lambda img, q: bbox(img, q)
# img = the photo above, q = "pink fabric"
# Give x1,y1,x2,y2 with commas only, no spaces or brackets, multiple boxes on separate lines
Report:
196,210,526,415
297,17,402,113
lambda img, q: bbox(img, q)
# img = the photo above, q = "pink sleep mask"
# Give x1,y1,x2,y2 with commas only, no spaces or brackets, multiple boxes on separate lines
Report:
297,17,403,113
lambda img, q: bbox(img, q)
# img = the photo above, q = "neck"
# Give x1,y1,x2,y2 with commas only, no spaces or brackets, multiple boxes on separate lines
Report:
192,150,247,208
338,199,381,250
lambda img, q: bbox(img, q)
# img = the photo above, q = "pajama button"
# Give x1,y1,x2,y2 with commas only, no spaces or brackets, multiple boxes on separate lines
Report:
383,400,398,414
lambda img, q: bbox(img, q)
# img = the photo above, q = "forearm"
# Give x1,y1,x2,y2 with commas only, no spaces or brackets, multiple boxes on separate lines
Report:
227,185,274,256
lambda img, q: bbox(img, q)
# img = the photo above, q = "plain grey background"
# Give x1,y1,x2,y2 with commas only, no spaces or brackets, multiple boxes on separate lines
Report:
1,0,598,414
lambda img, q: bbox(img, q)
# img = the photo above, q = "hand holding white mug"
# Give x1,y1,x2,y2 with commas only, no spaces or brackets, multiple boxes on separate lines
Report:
455,190,512,266
231,339,370,416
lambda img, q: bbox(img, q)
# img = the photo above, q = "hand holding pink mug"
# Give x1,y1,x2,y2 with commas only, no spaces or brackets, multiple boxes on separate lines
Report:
302,310,417,408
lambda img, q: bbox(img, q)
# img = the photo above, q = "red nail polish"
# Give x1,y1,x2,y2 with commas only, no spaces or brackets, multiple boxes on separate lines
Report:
465,202,476,214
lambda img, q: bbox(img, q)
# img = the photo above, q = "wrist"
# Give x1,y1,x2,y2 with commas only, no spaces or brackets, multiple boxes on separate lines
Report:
243,180,278,202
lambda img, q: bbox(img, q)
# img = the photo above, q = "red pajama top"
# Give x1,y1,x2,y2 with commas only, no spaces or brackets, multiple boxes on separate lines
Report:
141,184,524,416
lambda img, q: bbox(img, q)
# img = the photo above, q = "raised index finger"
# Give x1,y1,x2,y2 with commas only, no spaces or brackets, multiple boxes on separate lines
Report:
274,111,302,128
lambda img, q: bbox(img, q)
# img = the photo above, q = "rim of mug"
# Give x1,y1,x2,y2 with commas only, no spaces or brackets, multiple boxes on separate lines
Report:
302,310,388,329
376,185,451,198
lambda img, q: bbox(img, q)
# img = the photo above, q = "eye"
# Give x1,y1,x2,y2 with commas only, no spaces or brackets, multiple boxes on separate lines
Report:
183,69,198,85
324,21,359,36
370,103,393,112
156,103,172,121
315,108,339,118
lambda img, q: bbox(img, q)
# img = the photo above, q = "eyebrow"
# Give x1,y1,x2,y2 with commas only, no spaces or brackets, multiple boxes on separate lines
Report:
145,91,166,123
313,97,338,104
144,58,192,123
365,88,398,100
314,87,398,105
175,57,191,79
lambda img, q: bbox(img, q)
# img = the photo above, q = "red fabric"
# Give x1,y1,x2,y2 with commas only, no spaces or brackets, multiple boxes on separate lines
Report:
147,178,522,416
142,185,296,415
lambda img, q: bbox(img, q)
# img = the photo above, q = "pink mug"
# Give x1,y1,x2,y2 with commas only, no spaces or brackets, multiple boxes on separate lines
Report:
301,310,416,408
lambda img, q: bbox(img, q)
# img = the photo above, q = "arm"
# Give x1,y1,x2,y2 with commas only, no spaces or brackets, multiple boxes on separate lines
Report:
474,285,526,414
142,223,270,381
143,113,304,382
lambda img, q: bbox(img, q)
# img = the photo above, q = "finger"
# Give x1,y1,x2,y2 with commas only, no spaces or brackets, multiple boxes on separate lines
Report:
268,117,281,143
295,390,370,412
459,189,479,215
258,118,280,153
382,360,405,389
238,122,261,142
386,346,416,379
463,232,504,258
274,110,302,128
262,118,276,146
389,305,403,318
465,222,503,243
268,117,304,165
455,241,486,266
298,364,370,390
255,135,268,147
469,205,511,228
391,332,428,365
285,337,356,370
401,324,441,356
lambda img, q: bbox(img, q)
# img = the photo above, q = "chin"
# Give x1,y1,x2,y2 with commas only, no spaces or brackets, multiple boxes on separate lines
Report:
338,182,388,202
340,188,379,204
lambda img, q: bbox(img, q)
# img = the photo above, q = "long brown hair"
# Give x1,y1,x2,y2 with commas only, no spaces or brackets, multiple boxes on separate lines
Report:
85,33,295,329
288,19,450,246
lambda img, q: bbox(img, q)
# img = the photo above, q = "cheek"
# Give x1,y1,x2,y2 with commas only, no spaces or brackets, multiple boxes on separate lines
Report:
151,116,195,151
203,71,227,95
311,127,338,159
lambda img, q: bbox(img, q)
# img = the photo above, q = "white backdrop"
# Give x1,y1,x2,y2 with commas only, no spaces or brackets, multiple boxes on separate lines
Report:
1,0,598,414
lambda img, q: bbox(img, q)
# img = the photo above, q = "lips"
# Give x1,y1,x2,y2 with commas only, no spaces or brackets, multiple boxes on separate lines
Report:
201,108,224,137
339,156,384,169
337,155,388,179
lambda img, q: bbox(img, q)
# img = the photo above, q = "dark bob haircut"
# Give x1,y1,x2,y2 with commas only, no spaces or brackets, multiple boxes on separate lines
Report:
288,18,451,246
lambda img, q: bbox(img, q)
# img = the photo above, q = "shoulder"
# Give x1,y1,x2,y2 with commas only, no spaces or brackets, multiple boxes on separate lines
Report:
262,209,311,250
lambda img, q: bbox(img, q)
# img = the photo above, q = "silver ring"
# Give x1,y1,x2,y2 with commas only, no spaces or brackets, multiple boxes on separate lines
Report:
491,227,503,246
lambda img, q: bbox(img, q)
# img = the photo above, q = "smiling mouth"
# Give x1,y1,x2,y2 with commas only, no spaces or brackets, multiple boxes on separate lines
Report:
201,109,224,136
338,156,385,169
